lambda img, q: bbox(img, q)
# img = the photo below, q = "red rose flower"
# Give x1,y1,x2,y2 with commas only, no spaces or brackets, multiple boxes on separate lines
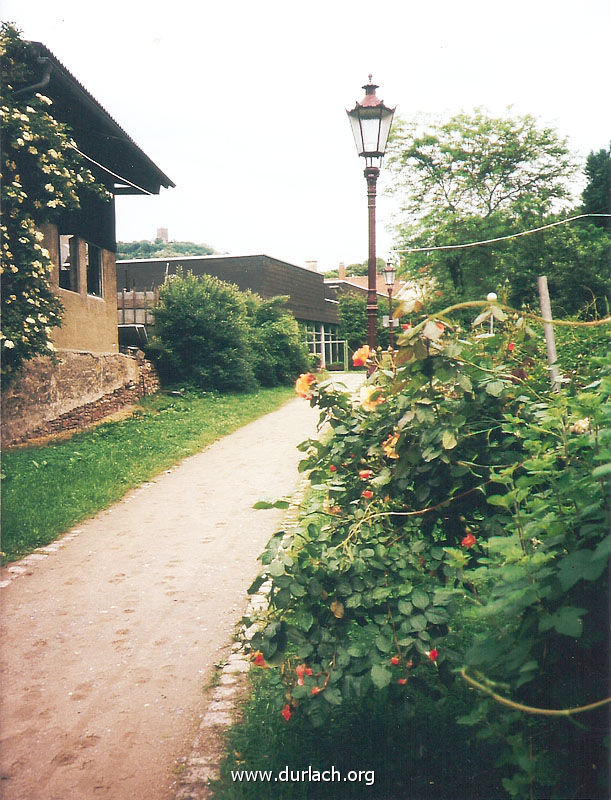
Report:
461,533,476,548
398,678,407,685
428,649,438,662
311,686,322,695
252,651,266,667
507,342,515,352
390,656,400,665
358,469,372,479
361,490,374,499
281,704,292,722
329,464,337,472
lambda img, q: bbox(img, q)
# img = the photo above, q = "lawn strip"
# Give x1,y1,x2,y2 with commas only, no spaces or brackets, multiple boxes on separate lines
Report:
1,386,294,564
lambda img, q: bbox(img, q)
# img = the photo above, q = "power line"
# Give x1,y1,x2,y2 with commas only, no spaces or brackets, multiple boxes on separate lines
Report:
391,214,611,254
74,147,154,196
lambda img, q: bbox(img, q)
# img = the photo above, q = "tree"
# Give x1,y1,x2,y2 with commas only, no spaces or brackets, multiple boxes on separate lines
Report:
581,146,610,226
116,239,217,260
0,23,110,380
337,292,390,356
386,109,577,299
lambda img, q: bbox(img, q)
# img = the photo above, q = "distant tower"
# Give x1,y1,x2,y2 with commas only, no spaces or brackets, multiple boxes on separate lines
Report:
156,227,169,243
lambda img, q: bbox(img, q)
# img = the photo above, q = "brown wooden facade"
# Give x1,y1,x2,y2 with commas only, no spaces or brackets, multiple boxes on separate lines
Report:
117,255,339,326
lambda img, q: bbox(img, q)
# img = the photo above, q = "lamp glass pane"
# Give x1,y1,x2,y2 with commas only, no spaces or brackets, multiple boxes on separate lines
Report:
377,107,395,154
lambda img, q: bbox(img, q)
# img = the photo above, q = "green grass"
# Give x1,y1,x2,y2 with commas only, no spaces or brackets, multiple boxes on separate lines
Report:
1,386,294,564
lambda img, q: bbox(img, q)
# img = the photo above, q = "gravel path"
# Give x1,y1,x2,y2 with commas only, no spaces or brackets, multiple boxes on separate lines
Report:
0,377,362,800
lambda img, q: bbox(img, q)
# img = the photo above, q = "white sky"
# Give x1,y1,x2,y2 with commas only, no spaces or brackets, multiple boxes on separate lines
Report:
3,0,610,270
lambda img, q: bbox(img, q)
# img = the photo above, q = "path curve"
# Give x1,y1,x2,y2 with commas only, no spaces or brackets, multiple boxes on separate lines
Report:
0,388,342,800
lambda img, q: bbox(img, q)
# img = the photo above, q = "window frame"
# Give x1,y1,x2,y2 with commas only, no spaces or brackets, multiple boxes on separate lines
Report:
86,242,103,298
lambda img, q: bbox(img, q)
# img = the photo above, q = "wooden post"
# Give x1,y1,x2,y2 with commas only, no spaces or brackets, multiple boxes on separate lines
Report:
537,276,561,391
121,288,126,324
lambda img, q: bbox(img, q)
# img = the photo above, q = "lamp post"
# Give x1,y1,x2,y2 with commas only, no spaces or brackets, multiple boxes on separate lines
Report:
383,261,397,349
347,76,395,353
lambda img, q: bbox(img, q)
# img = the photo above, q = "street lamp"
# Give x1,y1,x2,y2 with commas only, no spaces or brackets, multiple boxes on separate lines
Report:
383,260,397,349
347,76,395,352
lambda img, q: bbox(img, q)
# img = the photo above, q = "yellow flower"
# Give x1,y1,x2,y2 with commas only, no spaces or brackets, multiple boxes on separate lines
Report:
359,385,385,412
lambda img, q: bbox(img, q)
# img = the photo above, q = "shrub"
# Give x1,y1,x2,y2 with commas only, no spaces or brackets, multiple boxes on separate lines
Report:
150,270,257,392
250,302,610,798
244,294,310,387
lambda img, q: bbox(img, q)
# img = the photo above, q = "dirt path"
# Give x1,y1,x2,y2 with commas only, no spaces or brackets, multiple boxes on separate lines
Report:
0,381,361,800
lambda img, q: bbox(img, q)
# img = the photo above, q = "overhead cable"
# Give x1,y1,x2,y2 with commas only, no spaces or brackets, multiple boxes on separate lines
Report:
74,147,154,196
392,214,611,254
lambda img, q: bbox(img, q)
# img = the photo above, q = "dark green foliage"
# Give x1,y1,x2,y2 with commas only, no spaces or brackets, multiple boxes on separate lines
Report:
213,668,503,799
248,306,610,798
149,270,257,391
337,293,390,357
244,294,310,387
116,239,217,260
581,147,610,224
147,271,310,392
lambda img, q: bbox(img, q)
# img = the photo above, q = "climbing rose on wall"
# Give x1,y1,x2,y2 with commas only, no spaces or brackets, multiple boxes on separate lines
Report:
0,23,110,381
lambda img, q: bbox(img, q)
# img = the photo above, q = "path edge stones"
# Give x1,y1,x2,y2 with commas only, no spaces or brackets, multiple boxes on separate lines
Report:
172,477,309,800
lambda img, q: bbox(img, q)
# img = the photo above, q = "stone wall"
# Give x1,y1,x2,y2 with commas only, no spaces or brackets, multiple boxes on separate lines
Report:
1,351,160,446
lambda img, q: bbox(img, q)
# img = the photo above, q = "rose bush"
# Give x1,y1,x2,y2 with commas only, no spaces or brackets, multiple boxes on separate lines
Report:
249,301,610,798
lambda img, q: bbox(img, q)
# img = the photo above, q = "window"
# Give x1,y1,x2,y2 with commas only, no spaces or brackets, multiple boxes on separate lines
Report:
58,234,78,292
86,243,103,297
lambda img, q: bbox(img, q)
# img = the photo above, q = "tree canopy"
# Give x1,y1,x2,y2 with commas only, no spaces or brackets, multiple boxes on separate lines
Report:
581,146,610,225
116,239,218,260
386,109,608,316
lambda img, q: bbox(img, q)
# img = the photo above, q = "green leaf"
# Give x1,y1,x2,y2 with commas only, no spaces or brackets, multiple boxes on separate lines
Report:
411,589,429,609
397,599,413,615
458,373,473,393
410,614,427,631
253,499,290,509
441,430,457,450
370,664,392,689
267,560,285,577
592,462,611,478
322,687,343,705
292,609,314,632
557,550,607,590
539,607,586,638
485,380,505,397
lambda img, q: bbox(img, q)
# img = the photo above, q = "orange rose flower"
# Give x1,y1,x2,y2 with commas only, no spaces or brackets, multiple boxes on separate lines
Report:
359,385,385,412
352,345,371,367
382,432,400,459
294,372,317,398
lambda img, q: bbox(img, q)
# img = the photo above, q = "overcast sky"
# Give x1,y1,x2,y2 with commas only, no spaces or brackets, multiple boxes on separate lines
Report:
3,0,610,270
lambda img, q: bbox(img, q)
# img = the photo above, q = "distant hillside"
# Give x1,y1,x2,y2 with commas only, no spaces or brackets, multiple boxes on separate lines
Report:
116,240,218,260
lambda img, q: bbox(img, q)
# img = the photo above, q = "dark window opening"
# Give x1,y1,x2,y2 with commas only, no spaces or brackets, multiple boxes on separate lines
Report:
86,243,103,297
58,234,79,292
